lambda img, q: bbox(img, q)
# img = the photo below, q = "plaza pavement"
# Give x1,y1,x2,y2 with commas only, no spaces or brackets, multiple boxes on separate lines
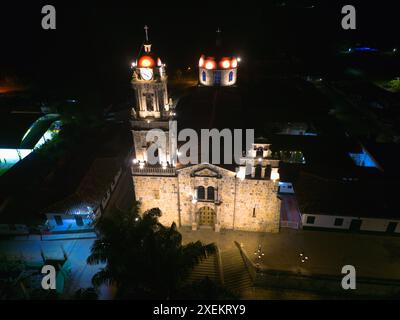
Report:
179,227,400,280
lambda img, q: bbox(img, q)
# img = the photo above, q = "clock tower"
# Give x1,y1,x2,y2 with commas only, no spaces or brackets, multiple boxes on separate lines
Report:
131,25,171,119
131,26,175,166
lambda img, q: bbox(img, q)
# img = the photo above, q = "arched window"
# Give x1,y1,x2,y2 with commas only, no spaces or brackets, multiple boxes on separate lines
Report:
214,71,221,84
256,147,263,158
265,165,272,180
146,143,159,164
202,71,206,82
145,93,154,111
255,165,262,178
197,186,205,200
229,71,233,82
207,186,215,200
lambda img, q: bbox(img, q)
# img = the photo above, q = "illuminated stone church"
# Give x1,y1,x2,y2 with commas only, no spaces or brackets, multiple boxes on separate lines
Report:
130,27,281,233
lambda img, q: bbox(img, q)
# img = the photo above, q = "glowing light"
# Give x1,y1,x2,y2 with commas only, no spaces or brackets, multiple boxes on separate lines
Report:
131,61,136,68
141,59,151,67
236,167,246,180
199,56,205,67
205,61,216,70
157,58,162,66
138,56,155,68
139,162,145,169
133,159,138,164
237,57,241,62
271,168,280,181
258,158,262,162
221,60,230,69
231,58,238,68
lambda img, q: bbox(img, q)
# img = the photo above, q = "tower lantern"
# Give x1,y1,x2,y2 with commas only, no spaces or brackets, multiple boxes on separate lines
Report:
198,28,238,87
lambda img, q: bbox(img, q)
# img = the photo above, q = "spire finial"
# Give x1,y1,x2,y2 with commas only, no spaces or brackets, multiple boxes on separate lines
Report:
216,27,222,47
144,25,149,42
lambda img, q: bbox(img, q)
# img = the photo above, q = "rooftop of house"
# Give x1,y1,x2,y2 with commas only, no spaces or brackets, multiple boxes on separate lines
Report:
44,157,122,215
294,171,400,219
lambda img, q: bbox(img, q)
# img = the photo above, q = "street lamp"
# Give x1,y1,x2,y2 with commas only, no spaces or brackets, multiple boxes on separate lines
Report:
254,244,265,268
299,252,309,263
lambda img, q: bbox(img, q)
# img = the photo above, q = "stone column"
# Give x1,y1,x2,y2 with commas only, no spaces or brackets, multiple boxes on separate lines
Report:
191,201,198,231
214,204,220,232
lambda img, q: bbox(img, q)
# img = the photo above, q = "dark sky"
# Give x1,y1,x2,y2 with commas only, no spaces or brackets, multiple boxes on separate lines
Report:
0,1,398,104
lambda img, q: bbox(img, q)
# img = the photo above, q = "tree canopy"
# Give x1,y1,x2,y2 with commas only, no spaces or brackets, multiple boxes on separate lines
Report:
87,204,217,299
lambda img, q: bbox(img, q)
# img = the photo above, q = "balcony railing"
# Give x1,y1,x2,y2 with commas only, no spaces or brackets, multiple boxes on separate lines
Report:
131,164,176,176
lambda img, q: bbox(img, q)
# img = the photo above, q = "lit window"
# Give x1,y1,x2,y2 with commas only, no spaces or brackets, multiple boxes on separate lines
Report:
199,56,204,67
229,71,234,82
205,60,216,70
214,71,221,84
138,55,155,68
202,71,206,82
231,58,238,68
221,60,230,69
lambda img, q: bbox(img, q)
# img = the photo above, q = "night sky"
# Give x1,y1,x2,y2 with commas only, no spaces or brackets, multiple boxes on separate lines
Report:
0,1,398,105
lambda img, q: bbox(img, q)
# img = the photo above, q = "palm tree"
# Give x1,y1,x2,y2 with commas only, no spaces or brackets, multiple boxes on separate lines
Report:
87,204,216,299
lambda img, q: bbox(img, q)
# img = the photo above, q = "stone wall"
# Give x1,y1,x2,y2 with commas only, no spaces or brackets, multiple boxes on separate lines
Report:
234,179,280,233
132,163,281,233
132,129,171,164
132,175,179,227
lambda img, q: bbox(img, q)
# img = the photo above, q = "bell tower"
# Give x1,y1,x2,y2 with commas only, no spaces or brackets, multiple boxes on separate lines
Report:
130,26,176,166
131,25,171,120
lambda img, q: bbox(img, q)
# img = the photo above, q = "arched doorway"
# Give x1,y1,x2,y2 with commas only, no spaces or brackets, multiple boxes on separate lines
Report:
197,206,216,227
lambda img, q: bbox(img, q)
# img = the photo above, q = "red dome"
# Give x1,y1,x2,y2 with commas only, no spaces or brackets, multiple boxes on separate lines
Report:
138,55,155,68
199,54,237,70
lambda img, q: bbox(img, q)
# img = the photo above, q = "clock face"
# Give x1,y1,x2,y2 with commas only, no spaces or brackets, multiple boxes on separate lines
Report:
140,68,153,81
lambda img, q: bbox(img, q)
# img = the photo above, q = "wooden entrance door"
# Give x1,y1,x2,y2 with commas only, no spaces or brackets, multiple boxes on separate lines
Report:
198,207,215,226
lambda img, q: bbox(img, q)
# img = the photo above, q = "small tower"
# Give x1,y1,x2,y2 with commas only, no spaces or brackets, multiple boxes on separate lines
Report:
198,28,238,87
131,25,171,119
130,26,175,166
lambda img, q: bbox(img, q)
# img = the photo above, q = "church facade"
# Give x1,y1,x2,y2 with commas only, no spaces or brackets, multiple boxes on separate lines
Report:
130,28,281,233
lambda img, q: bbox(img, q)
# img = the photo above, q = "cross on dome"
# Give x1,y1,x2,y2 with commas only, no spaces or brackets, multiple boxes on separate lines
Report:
144,25,149,42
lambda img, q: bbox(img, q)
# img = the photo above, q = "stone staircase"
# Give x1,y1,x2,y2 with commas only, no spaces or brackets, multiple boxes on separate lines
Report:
186,246,254,297
220,248,253,295
187,252,220,284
